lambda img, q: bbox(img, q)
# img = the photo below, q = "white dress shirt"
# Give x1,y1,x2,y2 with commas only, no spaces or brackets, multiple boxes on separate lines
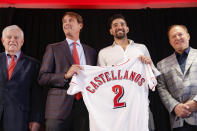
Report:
97,39,160,76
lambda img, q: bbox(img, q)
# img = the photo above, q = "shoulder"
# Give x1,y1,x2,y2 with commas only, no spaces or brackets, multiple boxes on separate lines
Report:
44,41,67,55
157,54,174,69
132,42,148,50
82,44,97,54
46,40,66,49
130,42,151,56
190,47,197,55
98,45,113,55
22,54,40,66
0,52,5,61
82,44,95,51
0,52,5,57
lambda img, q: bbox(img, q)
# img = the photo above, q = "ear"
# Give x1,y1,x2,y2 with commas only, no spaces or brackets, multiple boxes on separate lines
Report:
187,33,190,41
126,26,129,34
21,39,24,44
1,38,4,45
109,28,113,35
79,23,83,30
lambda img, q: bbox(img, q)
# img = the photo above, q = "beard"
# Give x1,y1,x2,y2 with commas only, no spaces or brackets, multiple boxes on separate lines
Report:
114,29,126,39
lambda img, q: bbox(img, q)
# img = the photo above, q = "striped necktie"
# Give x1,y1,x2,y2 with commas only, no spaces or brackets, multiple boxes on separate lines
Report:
8,55,16,80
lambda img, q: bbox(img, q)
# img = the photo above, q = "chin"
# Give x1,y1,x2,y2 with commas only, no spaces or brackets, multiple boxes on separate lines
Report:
116,35,125,39
9,48,18,52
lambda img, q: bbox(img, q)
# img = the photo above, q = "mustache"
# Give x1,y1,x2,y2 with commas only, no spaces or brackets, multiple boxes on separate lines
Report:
115,29,125,33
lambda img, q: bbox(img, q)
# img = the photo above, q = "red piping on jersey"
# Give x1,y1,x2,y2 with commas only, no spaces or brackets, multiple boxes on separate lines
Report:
71,81,78,85
100,58,131,68
150,77,156,90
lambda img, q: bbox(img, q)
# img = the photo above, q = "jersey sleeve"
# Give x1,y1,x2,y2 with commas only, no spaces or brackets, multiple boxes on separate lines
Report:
67,74,82,95
144,45,161,77
145,64,157,91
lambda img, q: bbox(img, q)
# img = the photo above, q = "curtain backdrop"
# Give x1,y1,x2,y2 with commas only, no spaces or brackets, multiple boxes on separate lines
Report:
0,7,197,131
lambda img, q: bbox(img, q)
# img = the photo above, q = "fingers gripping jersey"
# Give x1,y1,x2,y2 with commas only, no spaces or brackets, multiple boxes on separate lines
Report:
67,58,157,131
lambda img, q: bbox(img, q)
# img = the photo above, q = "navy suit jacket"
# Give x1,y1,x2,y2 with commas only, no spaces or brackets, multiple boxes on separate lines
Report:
0,52,43,125
38,40,97,119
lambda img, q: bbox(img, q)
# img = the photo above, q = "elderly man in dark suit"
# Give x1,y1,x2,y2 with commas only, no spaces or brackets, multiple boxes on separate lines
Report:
38,12,97,131
157,25,197,131
0,25,43,131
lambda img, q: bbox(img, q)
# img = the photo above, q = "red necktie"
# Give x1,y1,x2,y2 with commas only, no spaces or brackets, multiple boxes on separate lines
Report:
8,55,16,80
73,42,82,100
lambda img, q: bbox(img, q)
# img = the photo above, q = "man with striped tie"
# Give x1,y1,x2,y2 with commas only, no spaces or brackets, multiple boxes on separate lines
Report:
0,25,43,131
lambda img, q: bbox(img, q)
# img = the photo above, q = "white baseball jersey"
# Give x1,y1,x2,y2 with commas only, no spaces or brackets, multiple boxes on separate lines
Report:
67,58,157,131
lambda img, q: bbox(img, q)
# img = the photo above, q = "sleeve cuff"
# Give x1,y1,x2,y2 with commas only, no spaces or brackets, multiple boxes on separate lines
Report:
170,101,180,113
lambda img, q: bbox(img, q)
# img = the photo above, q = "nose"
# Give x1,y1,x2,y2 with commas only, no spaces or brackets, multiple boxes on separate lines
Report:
175,35,181,39
10,36,16,41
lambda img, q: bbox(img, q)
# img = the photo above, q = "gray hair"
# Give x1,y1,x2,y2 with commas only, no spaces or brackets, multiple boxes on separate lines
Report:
2,25,24,39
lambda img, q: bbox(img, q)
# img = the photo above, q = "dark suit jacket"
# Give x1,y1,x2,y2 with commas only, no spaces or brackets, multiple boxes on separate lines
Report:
38,40,97,119
0,52,43,128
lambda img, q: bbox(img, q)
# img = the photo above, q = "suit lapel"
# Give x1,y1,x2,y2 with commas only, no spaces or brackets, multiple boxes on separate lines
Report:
0,53,8,80
184,48,197,75
82,44,90,65
61,40,74,65
170,53,183,75
10,55,25,80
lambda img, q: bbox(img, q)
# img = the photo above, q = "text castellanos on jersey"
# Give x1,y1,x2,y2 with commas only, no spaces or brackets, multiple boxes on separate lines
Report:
86,69,145,94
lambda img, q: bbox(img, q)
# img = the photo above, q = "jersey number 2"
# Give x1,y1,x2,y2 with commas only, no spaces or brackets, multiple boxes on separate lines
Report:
112,85,126,109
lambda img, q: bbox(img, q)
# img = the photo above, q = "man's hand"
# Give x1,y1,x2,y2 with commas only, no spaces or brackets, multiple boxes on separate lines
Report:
174,103,191,118
185,100,197,112
29,122,41,131
138,55,152,66
64,64,83,79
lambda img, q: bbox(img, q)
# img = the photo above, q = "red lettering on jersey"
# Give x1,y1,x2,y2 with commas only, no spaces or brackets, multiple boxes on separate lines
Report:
129,71,136,80
104,72,111,82
86,86,95,93
138,78,145,86
90,81,99,89
123,70,129,80
98,74,106,83
118,70,122,80
134,74,141,83
112,85,126,109
94,76,103,85
111,70,117,80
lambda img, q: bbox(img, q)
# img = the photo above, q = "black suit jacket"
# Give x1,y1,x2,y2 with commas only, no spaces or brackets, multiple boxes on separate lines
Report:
38,40,97,119
0,52,43,125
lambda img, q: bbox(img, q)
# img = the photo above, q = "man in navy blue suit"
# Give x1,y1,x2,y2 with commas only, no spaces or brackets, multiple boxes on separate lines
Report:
0,25,43,131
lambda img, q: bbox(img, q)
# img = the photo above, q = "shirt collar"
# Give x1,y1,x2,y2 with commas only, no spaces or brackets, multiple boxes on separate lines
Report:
112,39,134,47
5,50,21,59
175,47,190,56
66,38,81,47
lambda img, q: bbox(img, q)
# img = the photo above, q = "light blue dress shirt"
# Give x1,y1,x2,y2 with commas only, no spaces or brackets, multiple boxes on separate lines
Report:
5,50,21,68
66,38,86,65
